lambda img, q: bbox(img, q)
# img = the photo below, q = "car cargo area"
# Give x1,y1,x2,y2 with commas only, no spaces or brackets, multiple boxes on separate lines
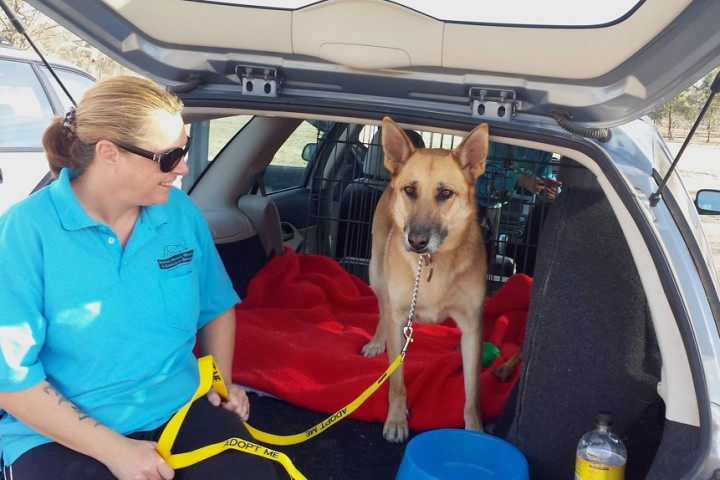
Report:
202,119,700,480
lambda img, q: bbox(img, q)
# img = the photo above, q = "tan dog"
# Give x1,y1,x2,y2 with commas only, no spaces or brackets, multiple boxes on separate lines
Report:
362,117,489,443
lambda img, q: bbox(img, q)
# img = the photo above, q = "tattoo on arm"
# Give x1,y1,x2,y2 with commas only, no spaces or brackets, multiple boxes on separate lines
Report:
42,383,94,424
42,384,69,405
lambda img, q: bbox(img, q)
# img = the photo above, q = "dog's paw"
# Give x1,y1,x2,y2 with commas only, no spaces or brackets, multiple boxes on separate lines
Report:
361,341,385,357
382,418,410,443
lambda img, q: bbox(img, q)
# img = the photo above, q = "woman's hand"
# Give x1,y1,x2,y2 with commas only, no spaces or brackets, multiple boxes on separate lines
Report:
0,382,174,480
102,437,174,480
543,184,558,200
207,384,251,421
199,308,249,420
517,175,546,195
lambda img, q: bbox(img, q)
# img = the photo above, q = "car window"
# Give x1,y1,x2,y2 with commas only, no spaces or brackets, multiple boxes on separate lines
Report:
39,66,94,110
0,59,54,149
182,114,253,192
263,120,322,193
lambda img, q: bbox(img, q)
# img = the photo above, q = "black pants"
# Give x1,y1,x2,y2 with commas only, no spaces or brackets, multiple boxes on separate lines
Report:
3,398,277,480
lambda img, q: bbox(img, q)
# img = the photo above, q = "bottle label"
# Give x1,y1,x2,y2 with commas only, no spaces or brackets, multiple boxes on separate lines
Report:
575,456,625,480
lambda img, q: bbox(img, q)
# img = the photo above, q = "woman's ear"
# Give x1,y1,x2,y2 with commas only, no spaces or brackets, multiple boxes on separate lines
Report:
96,139,120,166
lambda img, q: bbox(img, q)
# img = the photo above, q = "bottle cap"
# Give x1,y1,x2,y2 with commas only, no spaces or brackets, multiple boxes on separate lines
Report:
596,410,613,426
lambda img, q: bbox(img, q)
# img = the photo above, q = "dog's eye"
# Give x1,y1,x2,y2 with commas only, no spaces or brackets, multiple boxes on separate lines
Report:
438,189,454,201
403,185,417,198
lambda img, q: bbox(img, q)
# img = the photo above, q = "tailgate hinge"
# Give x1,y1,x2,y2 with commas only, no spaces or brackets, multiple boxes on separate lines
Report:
469,87,518,122
236,66,284,97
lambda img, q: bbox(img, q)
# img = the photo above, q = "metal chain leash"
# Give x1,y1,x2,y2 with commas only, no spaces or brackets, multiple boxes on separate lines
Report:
401,255,425,355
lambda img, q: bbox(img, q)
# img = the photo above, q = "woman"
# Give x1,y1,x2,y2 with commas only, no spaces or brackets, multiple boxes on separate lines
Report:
0,75,277,480
475,143,559,275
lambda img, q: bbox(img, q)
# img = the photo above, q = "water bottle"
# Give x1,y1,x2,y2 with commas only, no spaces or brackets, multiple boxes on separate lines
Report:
574,410,627,480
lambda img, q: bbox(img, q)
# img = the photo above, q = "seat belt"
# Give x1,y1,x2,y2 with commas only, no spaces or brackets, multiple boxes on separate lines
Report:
255,172,267,196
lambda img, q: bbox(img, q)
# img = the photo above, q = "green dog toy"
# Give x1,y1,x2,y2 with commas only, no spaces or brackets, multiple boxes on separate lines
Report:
482,342,501,367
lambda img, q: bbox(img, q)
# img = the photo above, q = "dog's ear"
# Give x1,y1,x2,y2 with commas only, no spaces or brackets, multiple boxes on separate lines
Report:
381,117,417,174
453,123,489,180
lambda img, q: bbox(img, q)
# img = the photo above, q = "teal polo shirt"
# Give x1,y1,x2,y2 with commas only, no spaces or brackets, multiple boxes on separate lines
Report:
0,168,240,465
475,143,554,208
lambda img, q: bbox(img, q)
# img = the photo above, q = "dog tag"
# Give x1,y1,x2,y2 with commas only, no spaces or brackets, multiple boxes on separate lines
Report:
421,254,434,282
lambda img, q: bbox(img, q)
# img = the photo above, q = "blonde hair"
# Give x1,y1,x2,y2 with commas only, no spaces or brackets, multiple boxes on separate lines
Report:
42,75,184,176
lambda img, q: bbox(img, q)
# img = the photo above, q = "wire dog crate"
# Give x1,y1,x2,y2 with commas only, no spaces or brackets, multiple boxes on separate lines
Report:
300,123,587,292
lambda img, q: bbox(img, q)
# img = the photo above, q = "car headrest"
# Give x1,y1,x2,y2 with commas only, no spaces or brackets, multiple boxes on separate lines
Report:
557,156,600,190
362,128,425,180
362,130,388,180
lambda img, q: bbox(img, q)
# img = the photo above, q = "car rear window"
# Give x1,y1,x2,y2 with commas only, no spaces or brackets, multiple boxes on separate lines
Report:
214,0,644,27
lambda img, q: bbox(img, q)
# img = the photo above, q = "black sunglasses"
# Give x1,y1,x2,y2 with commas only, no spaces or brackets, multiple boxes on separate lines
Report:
116,136,192,172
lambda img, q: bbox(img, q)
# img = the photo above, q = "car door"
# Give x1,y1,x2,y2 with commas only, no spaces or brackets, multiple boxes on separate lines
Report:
262,120,362,256
0,49,94,215
0,56,57,213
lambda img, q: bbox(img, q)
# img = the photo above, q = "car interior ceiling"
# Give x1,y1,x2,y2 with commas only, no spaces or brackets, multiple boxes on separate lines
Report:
202,119,695,479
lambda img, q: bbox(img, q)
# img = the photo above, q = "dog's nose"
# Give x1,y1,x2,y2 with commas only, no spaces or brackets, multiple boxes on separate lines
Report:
407,232,430,252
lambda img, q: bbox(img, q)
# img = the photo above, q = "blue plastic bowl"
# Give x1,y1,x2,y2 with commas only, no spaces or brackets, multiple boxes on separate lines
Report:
396,429,529,480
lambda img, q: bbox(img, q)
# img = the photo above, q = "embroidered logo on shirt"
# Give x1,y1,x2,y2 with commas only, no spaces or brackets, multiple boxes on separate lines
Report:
158,239,194,269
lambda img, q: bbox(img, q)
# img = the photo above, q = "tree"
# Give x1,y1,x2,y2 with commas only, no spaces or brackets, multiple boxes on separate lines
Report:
650,69,720,143
648,102,672,139
1,0,58,50
1,0,129,79
649,90,694,141
696,68,720,142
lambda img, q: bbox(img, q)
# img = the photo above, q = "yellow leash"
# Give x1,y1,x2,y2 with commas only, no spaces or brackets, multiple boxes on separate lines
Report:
157,356,307,478
157,255,424,479
158,343,410,479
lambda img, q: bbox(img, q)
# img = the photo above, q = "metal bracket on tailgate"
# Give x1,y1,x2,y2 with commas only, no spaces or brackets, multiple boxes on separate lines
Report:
469,87,518,122
236,66,284,97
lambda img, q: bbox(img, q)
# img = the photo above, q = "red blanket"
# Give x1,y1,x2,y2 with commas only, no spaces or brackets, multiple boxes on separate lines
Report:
232,248,530,431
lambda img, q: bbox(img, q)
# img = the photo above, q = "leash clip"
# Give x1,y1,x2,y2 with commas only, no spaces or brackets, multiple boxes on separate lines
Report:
403,325,414,342
402,325,414,357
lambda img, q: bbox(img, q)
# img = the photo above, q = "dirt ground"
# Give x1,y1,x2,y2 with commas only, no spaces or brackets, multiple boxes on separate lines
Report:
667,142,720,277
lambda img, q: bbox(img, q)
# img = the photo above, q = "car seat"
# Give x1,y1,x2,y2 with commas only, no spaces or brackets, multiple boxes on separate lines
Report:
335,128,424,282
208,195,284,298
494,178,665,479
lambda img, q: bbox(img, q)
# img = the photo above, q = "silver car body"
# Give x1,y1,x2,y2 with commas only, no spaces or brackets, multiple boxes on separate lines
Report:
21,0,720,477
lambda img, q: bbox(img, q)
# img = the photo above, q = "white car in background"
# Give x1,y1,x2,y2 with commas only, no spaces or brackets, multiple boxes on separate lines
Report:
0,41,94,215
